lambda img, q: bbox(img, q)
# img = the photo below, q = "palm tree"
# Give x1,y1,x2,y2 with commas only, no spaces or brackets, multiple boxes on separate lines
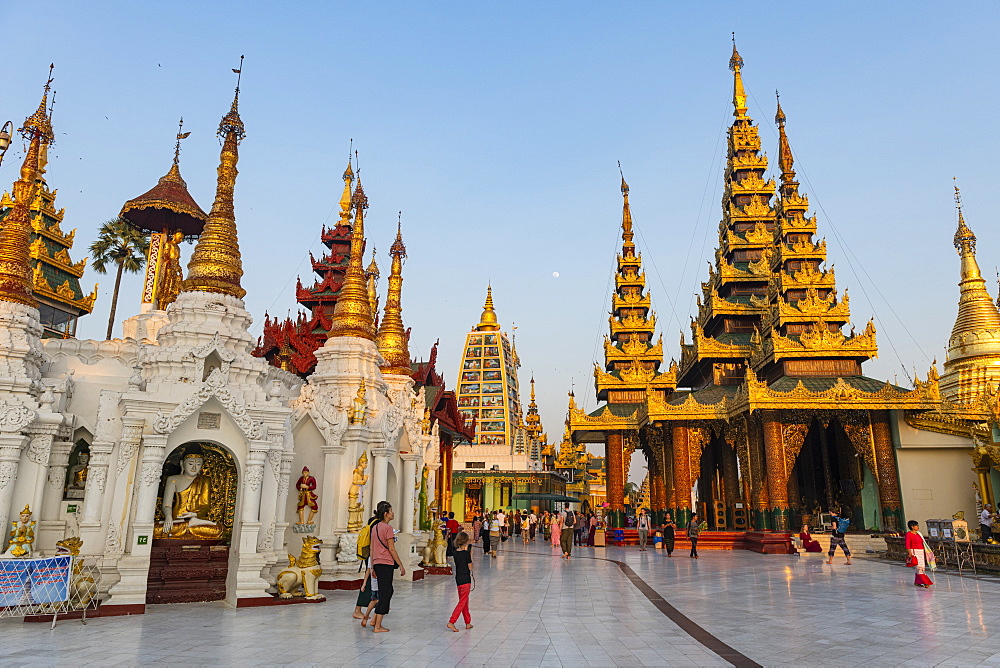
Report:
89,218,149,340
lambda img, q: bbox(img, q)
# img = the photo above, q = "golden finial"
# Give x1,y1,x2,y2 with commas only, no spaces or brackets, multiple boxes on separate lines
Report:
954,179,975,255
328,148,375,340
376,213,412,375
730,34,748,118
20,504,31,515
182,59,247,299
775,90,795,182
477,285,499,331
530,376,536,403
0,67,57,307
366,245,380,318
618,162,634,240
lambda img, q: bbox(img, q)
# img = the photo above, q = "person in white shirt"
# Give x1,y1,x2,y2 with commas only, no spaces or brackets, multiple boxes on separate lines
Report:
528,512,538,541
980,504,994,543
637,508,651,551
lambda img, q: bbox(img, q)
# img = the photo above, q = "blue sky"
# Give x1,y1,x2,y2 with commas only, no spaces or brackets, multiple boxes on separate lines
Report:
2,3,997,478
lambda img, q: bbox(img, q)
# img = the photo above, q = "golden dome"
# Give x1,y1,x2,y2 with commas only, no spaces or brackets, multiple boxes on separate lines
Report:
477,286,499,331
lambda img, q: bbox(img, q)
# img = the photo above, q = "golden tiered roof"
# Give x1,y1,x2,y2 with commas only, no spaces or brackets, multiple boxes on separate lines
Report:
595,177,676,404
376,221,412,375
749,96,876,377
0,71,55,307
679,44,775,389
182,78,246,299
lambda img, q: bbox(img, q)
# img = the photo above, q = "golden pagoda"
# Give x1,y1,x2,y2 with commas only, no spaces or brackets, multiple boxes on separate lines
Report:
568,44,940,531
0,73,52,309
182,76,246,299
326,162,375,340
376,221,412,376
455,287,523,447
0,136,98,335
938,186,1000,402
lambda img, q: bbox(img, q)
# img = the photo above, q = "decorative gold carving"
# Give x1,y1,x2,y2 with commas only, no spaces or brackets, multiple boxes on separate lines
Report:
347,451,369,532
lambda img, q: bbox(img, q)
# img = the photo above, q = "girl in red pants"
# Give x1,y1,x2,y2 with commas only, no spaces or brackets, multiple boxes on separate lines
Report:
447,532,474,631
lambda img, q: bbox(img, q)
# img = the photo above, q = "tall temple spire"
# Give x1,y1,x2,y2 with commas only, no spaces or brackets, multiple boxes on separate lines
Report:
730,35,748,118
376,217,412,375
596,173,674,403
182,60,246,299
327,156,375,340
0,66,55,307
366,245,380,319
477,285,500,331
950,184,1000,338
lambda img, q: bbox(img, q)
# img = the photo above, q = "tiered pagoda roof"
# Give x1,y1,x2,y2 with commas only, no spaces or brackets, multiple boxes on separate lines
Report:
252,161,358,375
595,177,676,405
0,103,97,337
748,96,876,381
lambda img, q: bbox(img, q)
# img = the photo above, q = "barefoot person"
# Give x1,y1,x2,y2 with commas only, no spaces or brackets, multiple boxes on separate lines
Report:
446,531,475,632
905,520,935,588
370,501,405,633
826,509,852,565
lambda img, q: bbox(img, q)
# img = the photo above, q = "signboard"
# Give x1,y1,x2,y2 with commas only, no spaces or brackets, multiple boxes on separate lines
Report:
0,556,72,607
556,468,575,484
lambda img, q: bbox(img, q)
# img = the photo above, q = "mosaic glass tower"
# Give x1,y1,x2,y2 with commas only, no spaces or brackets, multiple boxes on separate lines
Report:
455,287,522,447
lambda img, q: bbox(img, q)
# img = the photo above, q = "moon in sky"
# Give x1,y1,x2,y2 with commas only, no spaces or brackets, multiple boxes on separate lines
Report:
552,272,560,278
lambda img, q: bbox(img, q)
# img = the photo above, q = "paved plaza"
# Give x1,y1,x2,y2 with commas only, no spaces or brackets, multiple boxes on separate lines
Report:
2,541,1000,667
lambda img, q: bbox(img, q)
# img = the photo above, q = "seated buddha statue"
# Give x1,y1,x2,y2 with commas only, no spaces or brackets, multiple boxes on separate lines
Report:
65,451,90,500
155,449,223,540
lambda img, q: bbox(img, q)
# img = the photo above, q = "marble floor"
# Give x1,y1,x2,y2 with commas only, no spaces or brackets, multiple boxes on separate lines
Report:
2,540,1000,667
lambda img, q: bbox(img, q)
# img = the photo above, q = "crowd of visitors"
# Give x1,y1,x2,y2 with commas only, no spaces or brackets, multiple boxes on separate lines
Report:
350,497,946,633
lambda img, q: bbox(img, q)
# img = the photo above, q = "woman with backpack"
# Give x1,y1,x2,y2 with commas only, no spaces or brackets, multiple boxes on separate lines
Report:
353,514,379,622
370,500,406,633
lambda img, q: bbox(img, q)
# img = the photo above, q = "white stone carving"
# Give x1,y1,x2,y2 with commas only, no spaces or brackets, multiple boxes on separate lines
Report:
337,533,359,563
267,449,281,482
88,466,107,494
0,461,17,489
116,440,139,478
26,435,50,465
245,465,264,492
0,402,34,434
153,367,264,439
105,520,121,555
141,461,161,486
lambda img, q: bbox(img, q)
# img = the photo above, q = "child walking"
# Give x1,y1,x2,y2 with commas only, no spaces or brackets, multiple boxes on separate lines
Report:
446,531,474,632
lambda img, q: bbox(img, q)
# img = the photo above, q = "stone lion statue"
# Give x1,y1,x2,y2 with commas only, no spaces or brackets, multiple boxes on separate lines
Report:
276,535,325,600
55,536,96,608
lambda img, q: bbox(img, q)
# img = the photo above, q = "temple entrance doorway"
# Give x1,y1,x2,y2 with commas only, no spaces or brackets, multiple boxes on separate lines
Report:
147,441,238,604
464,482,483,521
695,434,741,531
787,419,879,532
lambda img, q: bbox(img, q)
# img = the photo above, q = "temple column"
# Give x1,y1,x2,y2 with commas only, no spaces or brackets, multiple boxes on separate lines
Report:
400,452,419,534
748,418,771,530
0,434,28,550
671,424,691,528
317,442,345,577
722,441,739,528
21,422,59,528
371,448,390,508
229,444,270,605
81,440,113,526
975,464,995,512
131,433,168,551
818,422,835,510
870,411,902,531
426,461,441,519
663,430,675,519
241,446,267,523
762,413,790,531
606,431,625,527
42,437,73,521
257,449,281,552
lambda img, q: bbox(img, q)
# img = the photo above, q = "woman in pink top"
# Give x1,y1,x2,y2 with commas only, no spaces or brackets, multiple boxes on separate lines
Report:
370,500,406,632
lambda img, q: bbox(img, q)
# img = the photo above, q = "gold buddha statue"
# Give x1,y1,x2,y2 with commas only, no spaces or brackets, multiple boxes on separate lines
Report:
155,447,223,540
4,504,35,558
65,450,90,500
